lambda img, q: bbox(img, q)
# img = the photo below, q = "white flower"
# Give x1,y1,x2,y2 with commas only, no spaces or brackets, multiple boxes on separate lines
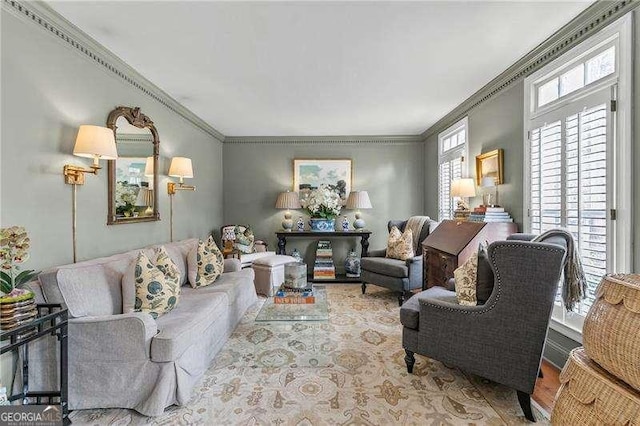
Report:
302,184,342,219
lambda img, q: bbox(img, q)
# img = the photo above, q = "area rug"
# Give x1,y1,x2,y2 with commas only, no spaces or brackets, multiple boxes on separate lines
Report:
69,285,549,425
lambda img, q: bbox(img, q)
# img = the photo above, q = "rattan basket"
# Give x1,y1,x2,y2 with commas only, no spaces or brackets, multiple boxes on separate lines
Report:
551,348,640,425
583,274,640,392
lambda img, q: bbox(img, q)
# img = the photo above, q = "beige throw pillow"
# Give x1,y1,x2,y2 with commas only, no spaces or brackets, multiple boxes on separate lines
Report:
187,235,224,288
123,247,181,318
454,252,478,306
386,226,414,261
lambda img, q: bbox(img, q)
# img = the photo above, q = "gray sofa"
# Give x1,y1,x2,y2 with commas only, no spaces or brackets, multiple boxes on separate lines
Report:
31,238,258,416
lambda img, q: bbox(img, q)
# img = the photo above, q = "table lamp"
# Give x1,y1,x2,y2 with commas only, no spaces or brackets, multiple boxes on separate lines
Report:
275,191,301,231
451,178,476,211
481,176,497,206
346,190,372,230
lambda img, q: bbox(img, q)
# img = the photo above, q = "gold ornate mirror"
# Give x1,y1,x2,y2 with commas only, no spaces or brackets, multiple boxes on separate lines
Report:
107,106,160,225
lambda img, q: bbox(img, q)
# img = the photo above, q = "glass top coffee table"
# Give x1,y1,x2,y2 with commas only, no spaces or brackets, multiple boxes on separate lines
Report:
255,285,328,322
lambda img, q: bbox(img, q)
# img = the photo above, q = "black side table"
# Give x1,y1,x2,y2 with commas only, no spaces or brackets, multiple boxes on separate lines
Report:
0,304,69,425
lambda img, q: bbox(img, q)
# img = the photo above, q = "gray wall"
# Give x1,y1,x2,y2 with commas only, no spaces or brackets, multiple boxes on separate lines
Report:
423,80,525,228
223,141,424,270
0,10,224,271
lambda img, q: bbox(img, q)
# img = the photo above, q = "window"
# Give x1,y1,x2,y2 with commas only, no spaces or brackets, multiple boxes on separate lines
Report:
535,45,616,109
524,16,632,337
438,118,468,221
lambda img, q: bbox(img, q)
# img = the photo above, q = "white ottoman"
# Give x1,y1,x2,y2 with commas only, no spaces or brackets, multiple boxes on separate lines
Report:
252,255,296,296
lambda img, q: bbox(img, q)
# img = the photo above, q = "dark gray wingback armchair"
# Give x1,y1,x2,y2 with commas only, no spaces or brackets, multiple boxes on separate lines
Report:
361,218,433,305
400,237,566,422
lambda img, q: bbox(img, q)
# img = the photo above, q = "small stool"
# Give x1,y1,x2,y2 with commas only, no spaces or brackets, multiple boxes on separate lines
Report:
252,255,296,296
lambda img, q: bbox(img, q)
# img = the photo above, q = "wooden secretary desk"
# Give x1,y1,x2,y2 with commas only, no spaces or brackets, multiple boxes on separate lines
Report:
422,220,518,289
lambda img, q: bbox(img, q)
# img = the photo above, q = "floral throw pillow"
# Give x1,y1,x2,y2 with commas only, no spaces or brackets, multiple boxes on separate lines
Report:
454,252,478,306
386,226,414,261
233,226,255,254
126,248,181,319
188,235,224,288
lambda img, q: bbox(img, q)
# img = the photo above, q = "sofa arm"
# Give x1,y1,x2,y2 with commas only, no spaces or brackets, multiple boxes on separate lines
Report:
255,240,268,252
69,312,157,361
224,258,242,272
366,248,387,258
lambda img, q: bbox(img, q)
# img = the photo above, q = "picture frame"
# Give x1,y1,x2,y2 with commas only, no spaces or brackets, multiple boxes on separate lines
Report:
293,158,353,202
475,149,504,185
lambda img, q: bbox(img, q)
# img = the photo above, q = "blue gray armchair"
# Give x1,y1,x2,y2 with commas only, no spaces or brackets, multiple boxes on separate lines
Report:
400,235,567,422
360,218,433,305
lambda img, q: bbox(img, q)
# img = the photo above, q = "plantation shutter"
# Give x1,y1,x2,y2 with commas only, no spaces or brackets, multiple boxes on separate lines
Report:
438,157,462,221
528,99,610,315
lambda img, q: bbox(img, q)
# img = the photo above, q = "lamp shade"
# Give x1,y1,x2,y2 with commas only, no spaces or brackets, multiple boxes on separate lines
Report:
168,157,193,179
451,178,476,198
144,156,154,177
136,188,154,206
346,191,373,209
481,176,496,188
275,191,301,209
73,125,117,160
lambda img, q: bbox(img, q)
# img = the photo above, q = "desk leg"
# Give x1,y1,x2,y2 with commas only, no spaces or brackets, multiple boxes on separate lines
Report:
360,234,370,257
277,235,286,255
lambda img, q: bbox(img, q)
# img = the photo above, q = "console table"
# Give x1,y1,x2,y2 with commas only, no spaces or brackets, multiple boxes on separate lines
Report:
275,230,372,283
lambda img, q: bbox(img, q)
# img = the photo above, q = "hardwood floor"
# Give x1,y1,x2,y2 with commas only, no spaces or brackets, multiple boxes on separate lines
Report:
532,360,562,413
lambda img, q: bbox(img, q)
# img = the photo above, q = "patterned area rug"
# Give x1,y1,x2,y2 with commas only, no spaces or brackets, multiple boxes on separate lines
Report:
70,285,549,425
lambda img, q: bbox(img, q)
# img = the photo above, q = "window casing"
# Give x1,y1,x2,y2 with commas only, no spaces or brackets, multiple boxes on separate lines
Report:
524,16,632,339
438,118,468,221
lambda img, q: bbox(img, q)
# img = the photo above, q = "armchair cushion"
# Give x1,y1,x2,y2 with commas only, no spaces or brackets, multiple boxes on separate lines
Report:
360,257,408,278
386,226,414,260
400,286,458,330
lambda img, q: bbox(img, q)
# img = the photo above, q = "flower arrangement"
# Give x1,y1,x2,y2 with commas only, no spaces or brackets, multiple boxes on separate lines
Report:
303,184,343,219
1,226,39,294
115,181,138,216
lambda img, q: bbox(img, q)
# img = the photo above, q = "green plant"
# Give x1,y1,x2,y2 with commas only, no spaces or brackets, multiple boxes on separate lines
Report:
0,226,39,294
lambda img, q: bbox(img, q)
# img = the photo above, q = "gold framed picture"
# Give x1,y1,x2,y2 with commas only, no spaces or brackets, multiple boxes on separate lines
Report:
475,149,504,185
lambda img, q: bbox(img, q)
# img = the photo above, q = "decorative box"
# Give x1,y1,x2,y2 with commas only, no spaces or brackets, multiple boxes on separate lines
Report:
551,348,640,425
583,274,640,392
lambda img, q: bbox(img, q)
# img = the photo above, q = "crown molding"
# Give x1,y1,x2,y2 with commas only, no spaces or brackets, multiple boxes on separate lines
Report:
421,0,639,140
223,135,423,145
2,0,226,143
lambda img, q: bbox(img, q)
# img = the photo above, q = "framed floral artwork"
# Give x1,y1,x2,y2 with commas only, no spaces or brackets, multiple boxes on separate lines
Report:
293,159,353,202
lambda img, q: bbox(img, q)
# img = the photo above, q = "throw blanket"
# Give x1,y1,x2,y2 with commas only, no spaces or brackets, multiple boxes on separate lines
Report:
533,229,587,311
405,216,430,255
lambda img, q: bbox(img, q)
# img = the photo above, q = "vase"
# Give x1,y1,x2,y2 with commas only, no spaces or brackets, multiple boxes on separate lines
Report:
309,218,335,232
341,216,350,231
344,250,361,278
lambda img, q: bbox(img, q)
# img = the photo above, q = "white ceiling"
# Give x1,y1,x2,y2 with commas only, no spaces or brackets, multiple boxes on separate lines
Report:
47,1,592,137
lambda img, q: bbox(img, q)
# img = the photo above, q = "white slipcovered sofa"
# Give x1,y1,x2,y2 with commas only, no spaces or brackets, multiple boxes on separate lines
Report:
31,238,257,416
